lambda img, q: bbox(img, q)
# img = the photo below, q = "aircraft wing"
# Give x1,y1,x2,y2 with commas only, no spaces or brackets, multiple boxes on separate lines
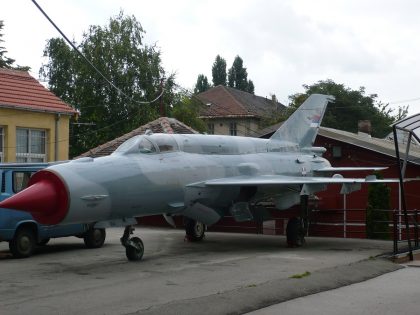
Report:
314,166,387,173
198,174,400,187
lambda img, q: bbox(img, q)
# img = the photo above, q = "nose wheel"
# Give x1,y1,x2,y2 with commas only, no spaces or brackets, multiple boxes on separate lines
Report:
121,226,144,261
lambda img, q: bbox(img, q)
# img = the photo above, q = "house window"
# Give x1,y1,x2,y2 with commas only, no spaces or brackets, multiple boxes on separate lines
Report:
229,122,237,136
207,123,214,135
16,128,46,162
0,127,4,162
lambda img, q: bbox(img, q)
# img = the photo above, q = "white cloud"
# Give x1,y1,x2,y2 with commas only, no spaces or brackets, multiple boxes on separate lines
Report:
3,0,420,114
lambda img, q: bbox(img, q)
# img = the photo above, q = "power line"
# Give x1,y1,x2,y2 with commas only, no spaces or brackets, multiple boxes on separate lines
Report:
389,97,420,105
31,0,164,106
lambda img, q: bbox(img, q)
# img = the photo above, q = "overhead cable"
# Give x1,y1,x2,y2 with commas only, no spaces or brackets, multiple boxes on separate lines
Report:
31,0,164,105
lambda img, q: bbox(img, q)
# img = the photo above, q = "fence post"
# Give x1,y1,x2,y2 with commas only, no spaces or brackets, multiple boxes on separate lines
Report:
415,210,419,248
393,210,398,255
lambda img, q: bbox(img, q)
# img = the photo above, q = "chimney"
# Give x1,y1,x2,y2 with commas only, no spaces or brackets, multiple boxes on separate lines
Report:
358,120,371,138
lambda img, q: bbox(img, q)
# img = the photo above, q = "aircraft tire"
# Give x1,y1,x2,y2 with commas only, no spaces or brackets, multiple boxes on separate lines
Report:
83,228,106,248
185,219,205,241
286,217,303,247
9,226,36,258
125,237,144,261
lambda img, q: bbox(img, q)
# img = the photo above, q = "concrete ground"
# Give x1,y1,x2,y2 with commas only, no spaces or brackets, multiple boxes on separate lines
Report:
0,227,402,315
247,265,420,315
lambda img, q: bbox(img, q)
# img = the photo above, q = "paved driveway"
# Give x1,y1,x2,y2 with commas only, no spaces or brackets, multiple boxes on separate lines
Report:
0,227,400,314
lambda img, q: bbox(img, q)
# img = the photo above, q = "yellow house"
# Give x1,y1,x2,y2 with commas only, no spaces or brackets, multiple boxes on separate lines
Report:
0,68,77,162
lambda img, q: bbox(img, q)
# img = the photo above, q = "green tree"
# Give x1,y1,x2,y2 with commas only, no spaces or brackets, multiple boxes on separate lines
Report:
0,20,29,70
228,55,254,92
247,79,255,94
212,55,227,86
41,11,172,157
194,74,210,94
288,79,408,137
366,173,391,239
0,21,14,68
40,38,76,103
171,95,206,132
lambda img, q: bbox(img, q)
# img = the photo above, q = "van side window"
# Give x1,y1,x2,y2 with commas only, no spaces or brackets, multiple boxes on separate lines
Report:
13,172,32,193
1,173,5,193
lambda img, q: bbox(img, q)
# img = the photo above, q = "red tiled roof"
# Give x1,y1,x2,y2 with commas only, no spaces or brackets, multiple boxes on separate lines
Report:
77,117,198,158
0,68,77,115
196,85,252,117
196,85,285,119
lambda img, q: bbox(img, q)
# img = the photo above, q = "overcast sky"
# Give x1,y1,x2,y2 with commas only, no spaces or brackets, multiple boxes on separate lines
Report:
3,0,420,115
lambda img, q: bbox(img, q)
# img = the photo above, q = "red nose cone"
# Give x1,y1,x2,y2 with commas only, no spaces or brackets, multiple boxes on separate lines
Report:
0,170,69,225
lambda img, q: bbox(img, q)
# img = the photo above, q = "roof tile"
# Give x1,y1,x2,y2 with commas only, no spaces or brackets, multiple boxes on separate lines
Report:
0,68,77,115
77,117,198,158
196,85,285,118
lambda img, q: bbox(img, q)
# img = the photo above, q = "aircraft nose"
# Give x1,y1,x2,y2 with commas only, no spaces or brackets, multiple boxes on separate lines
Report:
0,170,69,225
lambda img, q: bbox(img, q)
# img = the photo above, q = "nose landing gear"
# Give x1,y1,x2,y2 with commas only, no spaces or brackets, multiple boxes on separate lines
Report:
121,225,144,261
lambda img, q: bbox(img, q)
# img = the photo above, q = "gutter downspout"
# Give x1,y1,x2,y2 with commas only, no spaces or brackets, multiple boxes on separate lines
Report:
55,114,61,161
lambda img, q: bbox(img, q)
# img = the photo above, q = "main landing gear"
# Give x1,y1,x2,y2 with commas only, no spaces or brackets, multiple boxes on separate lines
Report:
286,195,310,247
120,225,144,261
184,218,205,242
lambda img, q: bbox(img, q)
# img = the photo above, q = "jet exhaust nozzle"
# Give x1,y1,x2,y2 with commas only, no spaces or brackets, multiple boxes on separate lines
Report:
0,170,69,225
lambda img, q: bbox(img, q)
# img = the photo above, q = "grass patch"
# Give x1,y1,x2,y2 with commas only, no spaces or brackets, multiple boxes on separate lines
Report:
290,271,311,279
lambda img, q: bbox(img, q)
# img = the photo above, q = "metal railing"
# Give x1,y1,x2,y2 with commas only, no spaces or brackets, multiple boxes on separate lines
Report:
393,209,420,255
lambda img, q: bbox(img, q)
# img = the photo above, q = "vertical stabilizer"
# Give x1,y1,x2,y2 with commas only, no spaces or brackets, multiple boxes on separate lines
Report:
270,94,334,148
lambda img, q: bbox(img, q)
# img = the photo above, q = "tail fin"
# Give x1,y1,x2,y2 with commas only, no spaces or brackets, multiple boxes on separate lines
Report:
270,94,334,148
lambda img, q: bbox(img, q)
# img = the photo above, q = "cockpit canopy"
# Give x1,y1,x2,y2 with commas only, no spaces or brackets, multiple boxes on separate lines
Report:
113,133,298,156
113,134,179,155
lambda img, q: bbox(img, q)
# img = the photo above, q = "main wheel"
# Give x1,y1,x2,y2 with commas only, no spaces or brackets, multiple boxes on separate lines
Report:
286,217,304,247
83,228,106,248
9,226,36,258
185,219,205,241
125,237,144,261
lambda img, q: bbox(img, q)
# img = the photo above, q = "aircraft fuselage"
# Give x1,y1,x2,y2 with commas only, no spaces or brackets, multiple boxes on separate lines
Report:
45,133,330,225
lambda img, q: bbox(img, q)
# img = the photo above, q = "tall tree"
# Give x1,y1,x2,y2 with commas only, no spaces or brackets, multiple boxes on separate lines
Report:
247,79,255,94
287,79,408,138
0,20,29,70
228,55,252,92
171,95,206,132
366,173,391,239
0,20,14,68
194,74,210,94
212,55,227,86
41,11,173,157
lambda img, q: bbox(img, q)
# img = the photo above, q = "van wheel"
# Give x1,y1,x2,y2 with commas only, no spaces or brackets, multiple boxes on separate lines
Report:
83,228,106,248
9,226,36,258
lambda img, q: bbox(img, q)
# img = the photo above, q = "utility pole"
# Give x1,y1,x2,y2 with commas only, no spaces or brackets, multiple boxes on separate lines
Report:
159,79,165,117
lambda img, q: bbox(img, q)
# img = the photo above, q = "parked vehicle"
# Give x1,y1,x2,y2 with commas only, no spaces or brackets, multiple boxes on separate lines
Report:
0,163,106,258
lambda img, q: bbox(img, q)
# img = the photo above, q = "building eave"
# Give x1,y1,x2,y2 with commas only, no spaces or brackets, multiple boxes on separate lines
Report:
319,127,420,166
0,103,76,116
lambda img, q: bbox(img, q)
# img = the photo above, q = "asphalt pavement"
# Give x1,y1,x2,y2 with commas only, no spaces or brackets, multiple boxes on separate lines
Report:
0,227,408,315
